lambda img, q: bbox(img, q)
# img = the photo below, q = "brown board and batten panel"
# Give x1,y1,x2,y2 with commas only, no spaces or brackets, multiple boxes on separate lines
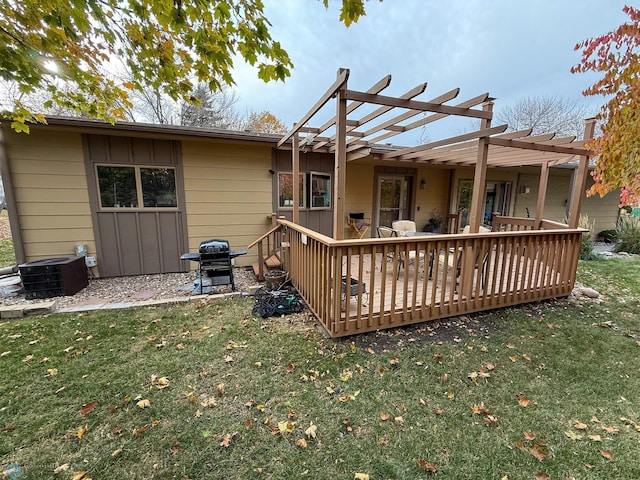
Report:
3,128,96,261
84,134,188,277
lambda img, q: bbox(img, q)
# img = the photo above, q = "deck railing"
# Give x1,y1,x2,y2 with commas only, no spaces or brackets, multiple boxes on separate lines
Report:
279,218,583,338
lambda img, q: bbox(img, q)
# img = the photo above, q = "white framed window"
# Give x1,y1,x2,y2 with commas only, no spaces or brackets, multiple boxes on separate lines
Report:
97,165,178,209
278,172,306,209
310,172,331,209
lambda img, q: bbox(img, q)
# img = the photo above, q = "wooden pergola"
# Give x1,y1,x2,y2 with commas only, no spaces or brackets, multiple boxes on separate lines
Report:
278,68,594,239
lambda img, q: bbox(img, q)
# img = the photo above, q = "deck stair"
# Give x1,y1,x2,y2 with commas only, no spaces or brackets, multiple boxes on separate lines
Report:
247,224,284,281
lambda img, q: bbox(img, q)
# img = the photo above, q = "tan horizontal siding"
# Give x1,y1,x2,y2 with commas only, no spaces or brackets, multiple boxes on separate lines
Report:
181,140,273,266
4,129,97,262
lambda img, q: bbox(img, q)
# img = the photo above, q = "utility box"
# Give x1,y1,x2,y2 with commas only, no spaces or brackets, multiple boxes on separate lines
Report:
19,256,88,299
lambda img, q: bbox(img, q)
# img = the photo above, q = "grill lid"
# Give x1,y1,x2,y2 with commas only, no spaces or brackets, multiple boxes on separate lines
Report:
199,239,229,254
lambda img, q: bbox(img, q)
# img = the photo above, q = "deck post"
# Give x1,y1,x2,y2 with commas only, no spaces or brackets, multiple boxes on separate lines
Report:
535,162,550,229
292,129,300,224
468,101,493,232
568,119,596,228
463,101,493,295
333,68,349,240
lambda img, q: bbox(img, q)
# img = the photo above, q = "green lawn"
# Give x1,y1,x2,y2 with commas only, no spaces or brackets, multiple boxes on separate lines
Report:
1,258,639,479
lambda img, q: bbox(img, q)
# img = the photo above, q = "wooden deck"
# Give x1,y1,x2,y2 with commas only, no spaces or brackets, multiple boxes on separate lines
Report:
270,218,583,337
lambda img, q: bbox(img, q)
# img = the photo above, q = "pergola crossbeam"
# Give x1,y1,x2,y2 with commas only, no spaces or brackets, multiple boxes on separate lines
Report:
346,92,490,152
313,81,429,151
383,124,508,160
302,74,394,148
344,90,493,119
278,69,350,147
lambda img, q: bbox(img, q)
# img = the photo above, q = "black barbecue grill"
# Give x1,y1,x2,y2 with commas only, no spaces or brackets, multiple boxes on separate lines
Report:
180,239,247,292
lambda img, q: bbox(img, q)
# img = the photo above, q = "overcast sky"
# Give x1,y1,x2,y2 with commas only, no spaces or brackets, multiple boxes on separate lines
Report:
230,0,628,145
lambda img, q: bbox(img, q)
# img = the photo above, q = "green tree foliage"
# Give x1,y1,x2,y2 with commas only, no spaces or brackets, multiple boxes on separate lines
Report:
1,0,369,133
572,5,640,206
0,0,293,132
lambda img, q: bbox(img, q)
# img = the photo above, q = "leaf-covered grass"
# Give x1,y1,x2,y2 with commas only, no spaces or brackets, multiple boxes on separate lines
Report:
1,258,640,479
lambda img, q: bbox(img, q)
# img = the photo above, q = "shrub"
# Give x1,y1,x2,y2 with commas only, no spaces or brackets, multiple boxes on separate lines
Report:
597,229,617,243
615,216,640,254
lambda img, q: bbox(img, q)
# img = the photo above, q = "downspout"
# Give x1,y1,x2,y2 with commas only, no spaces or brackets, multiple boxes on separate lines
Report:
0,128,26,265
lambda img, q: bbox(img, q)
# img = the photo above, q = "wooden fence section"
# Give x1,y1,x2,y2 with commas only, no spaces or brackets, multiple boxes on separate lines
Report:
280,219,583,338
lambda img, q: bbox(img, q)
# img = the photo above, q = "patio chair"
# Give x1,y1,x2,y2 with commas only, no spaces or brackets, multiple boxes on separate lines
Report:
446,212,461,233
455,225,491,289
391,220,427,279
377,226,398,272
348,213,371,239
391,219,417,236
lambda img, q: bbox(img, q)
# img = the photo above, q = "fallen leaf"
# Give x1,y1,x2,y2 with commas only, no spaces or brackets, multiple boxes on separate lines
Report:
39,357,49,363
305,423,318,439
46,368,58,376
175,343,185,350
0,425,17,432
132,424,150,436
380,412,391,421
446,391,455,399
201,397,217,408
53,464,69,474
517,396,531,407
354,474,370,480
565,430,583,441
527,444,548,462
574,421,588,430
522,353,531,361
365,347,375,354
108,404,118,413
80,402,96,416
1,351,11,357
195,409,202,418
220,432,237,447
22,354,33,363
72,472,86,480
224,355,233,363
55,386,66,395
254,362,262,368
601,425,619,434
588,434,602,442
394,416,404,424
112,448,122,457
217,383,225,395
136,399,151,409
524,432,537,440
506,343,515,349
418,459,437,472
509,356,516,362
480,345,489,352
277,421,295,434
295,438,307,449
153,377,170,389
534,473,549,480
600,449,613,460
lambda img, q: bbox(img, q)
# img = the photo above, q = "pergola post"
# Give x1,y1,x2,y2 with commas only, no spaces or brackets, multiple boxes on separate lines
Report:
535,162,550,229
568,119,596,229
468,101,494,232
333,68,348,240
292,130,300,224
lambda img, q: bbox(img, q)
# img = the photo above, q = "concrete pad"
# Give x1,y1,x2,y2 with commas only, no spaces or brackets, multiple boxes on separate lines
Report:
100,302,135,310
0,305,26,319
23,301,57,316
58,304,106,313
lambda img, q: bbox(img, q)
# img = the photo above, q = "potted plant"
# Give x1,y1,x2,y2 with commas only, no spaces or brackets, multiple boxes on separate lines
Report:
423,209,443,233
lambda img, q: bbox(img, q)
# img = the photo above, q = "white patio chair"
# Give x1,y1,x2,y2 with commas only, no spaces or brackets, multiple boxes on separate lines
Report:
391,220,425,279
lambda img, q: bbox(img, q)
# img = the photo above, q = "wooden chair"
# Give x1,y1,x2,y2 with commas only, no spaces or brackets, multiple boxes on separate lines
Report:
455,225,491,288
446,212,461,233
348,213,371,239
377,226,397,272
